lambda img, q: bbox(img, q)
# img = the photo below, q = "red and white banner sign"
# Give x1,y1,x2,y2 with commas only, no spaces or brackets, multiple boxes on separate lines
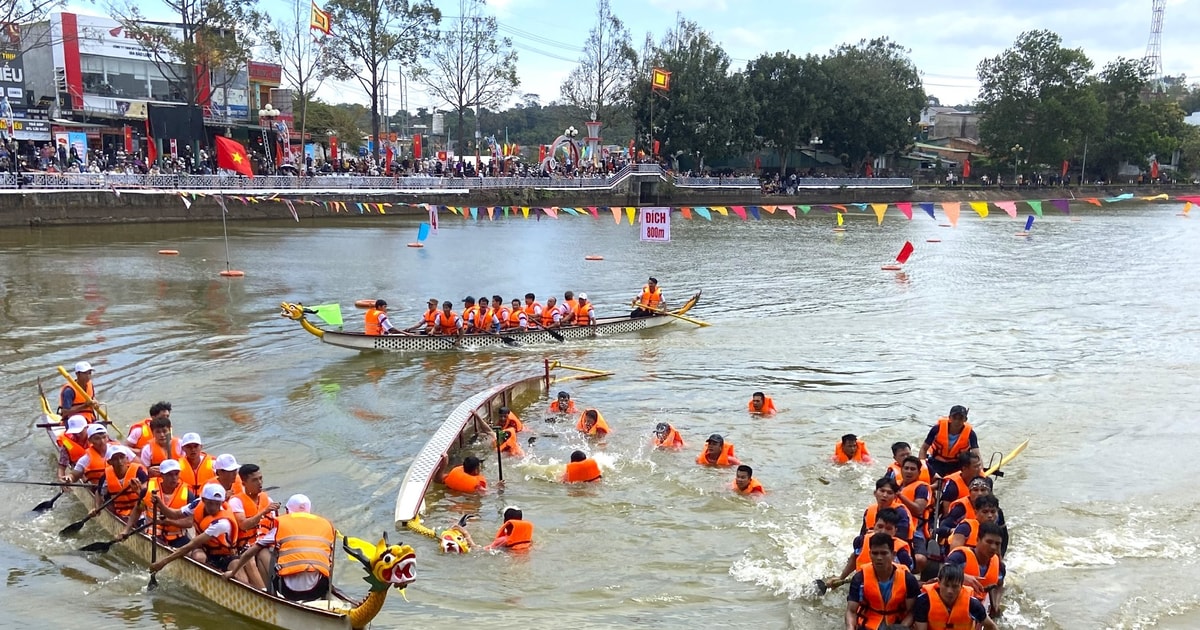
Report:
640,207,671,242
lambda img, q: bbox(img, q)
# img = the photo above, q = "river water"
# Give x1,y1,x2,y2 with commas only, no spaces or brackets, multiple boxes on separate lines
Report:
1,204,1199,629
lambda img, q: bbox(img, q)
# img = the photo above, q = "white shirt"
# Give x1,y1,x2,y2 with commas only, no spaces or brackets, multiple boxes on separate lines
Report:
376,311,396,332
257,524,321,591
140,441,183,468
124,427,148,449
181,502,234,539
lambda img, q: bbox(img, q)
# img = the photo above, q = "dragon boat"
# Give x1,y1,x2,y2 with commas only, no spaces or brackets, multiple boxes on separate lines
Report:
38,383,415,630
280,291,702,352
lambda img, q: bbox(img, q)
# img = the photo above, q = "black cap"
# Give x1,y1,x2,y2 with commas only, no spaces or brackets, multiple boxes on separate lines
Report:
462,296,475,303
949,405,968,417
706,433,723,444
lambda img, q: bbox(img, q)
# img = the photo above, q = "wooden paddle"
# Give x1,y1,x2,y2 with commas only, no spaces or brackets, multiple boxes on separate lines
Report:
473,326,520,346
527,317,565,342
2,480,97,489
33,491,65,513
813,576,850,595
148,490,159,590
80,519,155,553
61,492,121,536
634,301,711,327
56,365,123,438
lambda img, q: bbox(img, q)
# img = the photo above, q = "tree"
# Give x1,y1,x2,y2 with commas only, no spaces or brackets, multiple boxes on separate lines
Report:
303,99,368,151
412,0,516,157
559,0,636,131
323,0,440,160
976,30,1101,170
819,38,925,170
267,1,331,160
743,52,827,173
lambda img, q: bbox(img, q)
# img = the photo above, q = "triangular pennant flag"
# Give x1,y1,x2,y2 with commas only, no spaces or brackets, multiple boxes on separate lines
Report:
762,205,777,214
487,206,495,220
919,202,936,219
969,201,989,218
731,206,747,220
681,207,692,220
1027,200,1043,217
852,202,868,211
356,202,365,214
1176,196,1200,204
1141,193,1168,201
310,303,343,327
469,206,478,220
284,199,299,222
587,206,598,218
784,206,796,218
625,207,636,225
179,194,192,209
942,202,961,227
1084,198,1101,207
694,207,712,221
896,241,914,264
996,201,1018,218
836,211,844,226
871,203,888,225
747,206,760,220
564,207,580,216
610,207,621,224
543,207,558,219
896,202,912,220
1049,199,1070,214
503,206,510,217
521,206,530,218
798,205,811,215
831,204,848,212
712,206,729,216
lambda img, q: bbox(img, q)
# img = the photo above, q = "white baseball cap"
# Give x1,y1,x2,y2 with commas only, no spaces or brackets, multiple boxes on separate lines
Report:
65,415,88,434
74,361,94,373
214,453,239,472
158,459,182,474
106,445,134,461
578,293,588,300
86,424,108,438
180,432,202,446
286,494,312,513
200,483,226,502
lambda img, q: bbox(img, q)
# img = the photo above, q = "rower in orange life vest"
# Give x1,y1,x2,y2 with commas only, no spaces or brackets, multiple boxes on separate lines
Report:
211,453,245,509
653,422,685,449
150,483,258,584
506,298,529,331
631,276,663,317
948,494,1004,553
830,507,915,583
496,427,524,458
577,408,611,436
895,455,933,574
433,301,463,336
364,299,403,335
145,459,195,548
562,290,579,321
98,446,149,537
405,298,440,334
523,293,543,322
549,391,576,414
56,415,90,480
748,391,776,415
943,522,1006,619
541,296,566,328
885,441,931,485
178,432,217,495
125,401,171,451
69,423,116,484
138,414,182,477
937,452,985,516
697,433,741,467
228,463,280,574
845,531,921,630
860,477,914,546
912,563,996,630
476,296,501,332
59,360,100,422
574,293,596,325
491,295,511,332
486,506,533,551
461,296,481,331
834,434,873,464
919,405,979,478
439,455,487,494
733,464,765,495
563,450,602,483
223,493,335,600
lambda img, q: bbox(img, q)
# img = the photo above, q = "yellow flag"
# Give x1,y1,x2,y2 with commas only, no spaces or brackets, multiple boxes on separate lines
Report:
969,201,989,218
1184,202,1192,215
836,211,844,226
871,203,888,225
520,206,529,218
712,206,728,216
625,207,636,225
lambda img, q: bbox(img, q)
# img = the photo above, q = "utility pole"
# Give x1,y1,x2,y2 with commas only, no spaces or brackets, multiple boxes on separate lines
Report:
473,10,481,173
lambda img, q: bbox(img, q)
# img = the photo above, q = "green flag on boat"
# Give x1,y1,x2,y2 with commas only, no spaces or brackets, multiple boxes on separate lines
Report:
310,303,343,326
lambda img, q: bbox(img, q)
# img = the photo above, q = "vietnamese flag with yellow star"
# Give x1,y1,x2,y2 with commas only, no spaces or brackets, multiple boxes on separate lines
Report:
215,136,254,178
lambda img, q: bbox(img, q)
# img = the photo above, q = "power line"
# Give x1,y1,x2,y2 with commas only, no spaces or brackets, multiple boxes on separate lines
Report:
496,23,583,52
510,41,578,64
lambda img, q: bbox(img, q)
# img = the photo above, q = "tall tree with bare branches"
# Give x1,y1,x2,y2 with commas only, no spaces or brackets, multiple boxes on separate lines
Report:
559,0,635,131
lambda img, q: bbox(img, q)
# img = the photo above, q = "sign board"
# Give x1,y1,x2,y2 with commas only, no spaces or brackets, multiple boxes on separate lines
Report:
639,207,671,242
0,48,23,101
72,14,185,62
248,61,281,84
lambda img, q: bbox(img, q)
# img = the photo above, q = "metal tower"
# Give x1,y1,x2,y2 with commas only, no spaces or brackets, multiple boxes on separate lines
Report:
1144,0,1165,83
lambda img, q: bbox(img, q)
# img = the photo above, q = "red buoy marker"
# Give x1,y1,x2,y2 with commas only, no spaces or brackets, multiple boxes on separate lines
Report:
219,270,245,278
882,241,914,271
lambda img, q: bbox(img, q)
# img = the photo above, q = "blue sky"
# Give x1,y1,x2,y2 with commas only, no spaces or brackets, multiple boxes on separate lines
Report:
69,0,1200,112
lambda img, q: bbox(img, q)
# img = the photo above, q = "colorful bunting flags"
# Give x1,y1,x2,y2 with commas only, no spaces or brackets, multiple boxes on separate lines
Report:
942,202,961,227
996,201,1017,218
969,201,989,218
1027,200,1043,217
919,202,936,219
1049,199,1070,214
694,207,712,221
731,206,747,220
896,202,912,220
871,203,888,225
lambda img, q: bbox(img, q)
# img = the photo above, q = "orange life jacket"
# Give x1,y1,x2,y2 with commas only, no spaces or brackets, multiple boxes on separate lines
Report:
523,301,543,318
921,582,976,629
696,443,736,466
941,472,971,507
58,434,87,465
857,563,913,630
462,305,480,330
549,400,576,413
82,444,110,484
888,460,932,484
479,306,496,330
834,440,871,464
194,506,239,558
574,303,594,325
127,417,153,450
900,479,933,538
443,465,486,493
506,308,526,329
422,308,438,329
950,496,977,525
104,462,144,518
500,411,524,433
499,431,524,458
748,397,776,414
564,458,602,482
930,417,974,463
364,308,384,335
179,453,216,495
639,284,662,309
654,426,685,449
564,298,578,314
435,310,460,335
232,490,276,548
957,519,982,548
863,502,915,541
147,437,182,468
274,512,336,578
492,518,533,550
854,537,912,569
575,409,610,436
495,306,511,328
541,305,561,328
144,479,191,543
733,478,765,495
949,546,1000,600
60,381,96,421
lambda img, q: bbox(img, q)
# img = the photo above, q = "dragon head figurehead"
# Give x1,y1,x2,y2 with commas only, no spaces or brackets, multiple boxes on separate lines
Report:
280,302,306,321
439,527,471,554
344,532,416,593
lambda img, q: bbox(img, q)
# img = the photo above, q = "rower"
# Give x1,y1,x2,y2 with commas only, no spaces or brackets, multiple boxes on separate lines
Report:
550,391,576,414
748,391,776,415
439,455,487,494
433,301,462,336
230,463,279,568
911,564,996,630
125,401,172,451
151,483,254,582
56,415,89,479
886,442,931,484
732,465,765,496
405,298,439,334
860,478,914,546
224,494,334,599
477,297,500,332
938,453,984,515
944,523,1005,616
364,299,402,335
834,434,873,465
214,454,245,498
485,506,533,551
562,290,579,316
492,295,511,331
653,422,685,449
138,414,182,477
947,494,1003,553
832,508,912,583
178,432,216,496
574,293,596,326
845,532,920,630
461,296,480,331
506,298,529,331
497,406,524,433
522,293,543,320
146,459,194,548
631,277,663,317
562,450,602,483
59,360,100,422
100,446,148,532
541,296,565,329
896,455,933,572
496,428,524,458
576,408,611,437
919,405,979,478
697,433,740,467
71,423,116,484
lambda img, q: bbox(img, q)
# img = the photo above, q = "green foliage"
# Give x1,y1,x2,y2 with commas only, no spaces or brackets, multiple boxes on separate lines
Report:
559,0,637,134
743,52,827,173
303,99,370,150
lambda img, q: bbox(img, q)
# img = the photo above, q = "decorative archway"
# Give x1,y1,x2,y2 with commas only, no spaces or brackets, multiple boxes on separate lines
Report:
540,132,581,171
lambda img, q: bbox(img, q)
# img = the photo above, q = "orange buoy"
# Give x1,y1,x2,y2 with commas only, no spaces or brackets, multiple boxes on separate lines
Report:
832,227,846,233
584,255,604,261
218,270,245,278
355,299,376,309
938,223,953,228
157,249,179,256
1069,217,1081,222
1015,231,1029,237
926,239,941,243
407,243,424,248
881,264,903,271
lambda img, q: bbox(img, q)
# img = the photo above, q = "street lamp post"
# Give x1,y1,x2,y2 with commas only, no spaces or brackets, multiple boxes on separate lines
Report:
259,103,281,176
1010,144,1023,186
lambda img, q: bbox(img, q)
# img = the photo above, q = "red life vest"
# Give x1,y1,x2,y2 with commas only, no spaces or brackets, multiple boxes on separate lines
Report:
857,563,913,630
564,458,602,482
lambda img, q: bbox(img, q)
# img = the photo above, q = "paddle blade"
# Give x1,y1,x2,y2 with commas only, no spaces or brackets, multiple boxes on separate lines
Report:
311,303,343,326
148,574,158,591
417,222,431,242
32,491,63,513
1024,215,1035,231
60,519,86,536
813,579,829,595
895,241,914,264
80,540,114,553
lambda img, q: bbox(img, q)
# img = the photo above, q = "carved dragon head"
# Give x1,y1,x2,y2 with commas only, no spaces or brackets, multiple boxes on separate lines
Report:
344,531,416,593
280,302,307,321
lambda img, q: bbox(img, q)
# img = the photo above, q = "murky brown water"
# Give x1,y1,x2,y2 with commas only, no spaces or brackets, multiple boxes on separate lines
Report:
2,204,1199,629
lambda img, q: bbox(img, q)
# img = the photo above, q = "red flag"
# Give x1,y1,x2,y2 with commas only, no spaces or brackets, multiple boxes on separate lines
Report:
386,145,393,171
865,162,874,178
145,118,156,164
896,241,914,264
1061,160,1069,178
123,125,132,153
412,134,421,159
329,136,338,160
538,144,546,163
1150,159,1159,179
652,139,660,155
215,136,254,178
962,156,971,179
